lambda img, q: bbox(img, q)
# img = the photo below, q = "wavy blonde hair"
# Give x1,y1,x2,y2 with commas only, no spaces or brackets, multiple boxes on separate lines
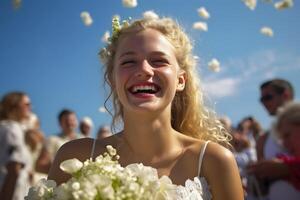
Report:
100,17,231,146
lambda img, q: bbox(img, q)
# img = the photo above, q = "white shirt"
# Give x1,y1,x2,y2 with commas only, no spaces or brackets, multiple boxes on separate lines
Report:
0,120,32,200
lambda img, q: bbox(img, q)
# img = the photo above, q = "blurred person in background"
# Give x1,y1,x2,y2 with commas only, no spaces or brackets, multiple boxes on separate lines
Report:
23,113,47,185
248,78,295,200
36,109,79,174
96,125,112,140
0,92,32,200
79,116,94,138
237,116,263,149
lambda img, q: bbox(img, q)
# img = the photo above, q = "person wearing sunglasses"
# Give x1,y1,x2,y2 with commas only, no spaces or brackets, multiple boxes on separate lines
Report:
248,78,296,200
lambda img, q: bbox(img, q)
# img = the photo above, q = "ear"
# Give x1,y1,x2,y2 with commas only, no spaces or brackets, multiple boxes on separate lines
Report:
176,70,186,91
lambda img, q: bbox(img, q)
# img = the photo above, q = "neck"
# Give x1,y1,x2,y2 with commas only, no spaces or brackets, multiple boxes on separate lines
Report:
120,110,182,163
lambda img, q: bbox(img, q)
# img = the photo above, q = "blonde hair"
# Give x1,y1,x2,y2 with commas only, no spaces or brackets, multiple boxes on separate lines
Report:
275,102,300,138
100,17,231,146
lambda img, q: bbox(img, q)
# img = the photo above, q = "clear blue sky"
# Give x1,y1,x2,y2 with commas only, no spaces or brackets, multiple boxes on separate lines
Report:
1,0,299,137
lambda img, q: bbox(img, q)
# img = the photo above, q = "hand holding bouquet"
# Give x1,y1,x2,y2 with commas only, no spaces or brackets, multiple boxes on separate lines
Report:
25,145,177,200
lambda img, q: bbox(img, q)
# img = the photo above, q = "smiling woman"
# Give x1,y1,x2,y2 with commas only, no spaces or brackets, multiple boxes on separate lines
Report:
47,16,243,200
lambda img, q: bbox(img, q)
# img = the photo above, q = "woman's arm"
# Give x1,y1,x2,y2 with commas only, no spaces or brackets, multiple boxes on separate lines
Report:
0,161,22,200
204,142,244,200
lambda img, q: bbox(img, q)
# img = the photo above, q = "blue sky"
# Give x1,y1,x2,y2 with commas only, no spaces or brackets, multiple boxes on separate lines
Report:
1,0,299,137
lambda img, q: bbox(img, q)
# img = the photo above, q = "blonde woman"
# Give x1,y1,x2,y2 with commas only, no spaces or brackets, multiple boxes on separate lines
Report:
48,16,243,199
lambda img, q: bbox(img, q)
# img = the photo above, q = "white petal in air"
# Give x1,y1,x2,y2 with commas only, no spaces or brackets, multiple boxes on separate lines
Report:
143,10,159,20
12,0,22,9
208,58,221,72
122,0,138,8
193,22,208,31
274,0,294,10
80,11,93,26
242,0,257,10
197,7,210,19
99,106,107,113
260,27,274,37
102,31,110,43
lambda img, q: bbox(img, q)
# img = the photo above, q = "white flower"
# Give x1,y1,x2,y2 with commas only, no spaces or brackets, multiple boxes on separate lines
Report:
208,58,221,72
274,0,293,10
197,7,210,19
99,106,107,113
60,158,83,174
143,10,159,20
122,0,138,8
101,31,110,43
242,0,257,10
260,26,274,37
193,22,208,31
80,11,93,26
26,145,179,200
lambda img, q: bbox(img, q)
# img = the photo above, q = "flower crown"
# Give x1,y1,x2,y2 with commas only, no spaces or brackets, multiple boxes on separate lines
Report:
100,16,131,64
109,15,131,43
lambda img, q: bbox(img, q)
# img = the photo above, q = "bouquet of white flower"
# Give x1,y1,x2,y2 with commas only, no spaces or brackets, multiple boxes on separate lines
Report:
25,145,177,200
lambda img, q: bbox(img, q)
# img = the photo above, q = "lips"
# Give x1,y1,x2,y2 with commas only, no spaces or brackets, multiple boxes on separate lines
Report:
128,83,160,95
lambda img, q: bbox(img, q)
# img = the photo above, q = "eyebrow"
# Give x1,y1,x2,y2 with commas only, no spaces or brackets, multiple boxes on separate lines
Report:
119,51,136,59
118,51,171,59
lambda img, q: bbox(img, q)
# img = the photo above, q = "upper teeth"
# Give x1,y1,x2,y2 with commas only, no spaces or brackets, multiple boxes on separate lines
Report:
132,85,156,93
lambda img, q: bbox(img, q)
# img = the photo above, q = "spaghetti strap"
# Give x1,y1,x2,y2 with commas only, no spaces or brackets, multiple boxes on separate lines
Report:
90,139,96,160
197,141,210,176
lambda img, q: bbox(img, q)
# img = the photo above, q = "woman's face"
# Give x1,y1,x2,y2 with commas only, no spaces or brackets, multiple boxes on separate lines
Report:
18,95,32,120
278,120,300,156
113,28,185,115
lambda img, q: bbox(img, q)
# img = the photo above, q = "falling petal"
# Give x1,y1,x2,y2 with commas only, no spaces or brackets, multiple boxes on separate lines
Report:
80,11,93,26
260,26,274,37
102,31,110,43
122,0,138,8
143,10,159,20
208,58,221,72
193,22,208,31
193,56,200,60
242,0,257,10
99,106,107,113
274,0,293,10
12,0,22,10
197,7,210,19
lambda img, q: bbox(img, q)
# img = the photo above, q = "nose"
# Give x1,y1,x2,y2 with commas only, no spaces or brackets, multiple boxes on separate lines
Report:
135,60,154,78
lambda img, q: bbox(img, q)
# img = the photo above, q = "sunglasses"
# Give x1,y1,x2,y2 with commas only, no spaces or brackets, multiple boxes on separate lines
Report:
260,94,274,102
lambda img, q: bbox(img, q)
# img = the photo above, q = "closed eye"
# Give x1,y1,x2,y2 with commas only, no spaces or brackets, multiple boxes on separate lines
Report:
151,59,169,66
121,60,136,66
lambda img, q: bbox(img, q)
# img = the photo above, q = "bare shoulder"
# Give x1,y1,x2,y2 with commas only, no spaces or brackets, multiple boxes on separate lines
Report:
48,135,120,184
202,142,244,200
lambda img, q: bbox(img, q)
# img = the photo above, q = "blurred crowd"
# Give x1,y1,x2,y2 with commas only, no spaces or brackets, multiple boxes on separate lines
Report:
0,93,112,200
0,78,299,200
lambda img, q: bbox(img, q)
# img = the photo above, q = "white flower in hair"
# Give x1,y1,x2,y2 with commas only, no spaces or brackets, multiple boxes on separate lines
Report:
242,0,257,10
274,0,293,10
193,22,208,31
197,7,210,19
80,11,93,26
99,106,107,113
208,58,221,72
101,31,110,43
143,10,159,20
122,0,138,8
260,26,274,37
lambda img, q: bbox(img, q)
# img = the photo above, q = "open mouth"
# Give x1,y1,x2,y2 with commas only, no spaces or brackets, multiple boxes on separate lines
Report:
129,84,160,95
